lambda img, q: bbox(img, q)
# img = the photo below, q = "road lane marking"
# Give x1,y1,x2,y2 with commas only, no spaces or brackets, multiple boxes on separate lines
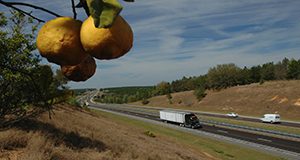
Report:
217,130,228,134
257,138,272,143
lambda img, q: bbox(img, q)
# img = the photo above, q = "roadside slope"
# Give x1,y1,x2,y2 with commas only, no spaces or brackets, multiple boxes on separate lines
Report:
0,104,214,160
132,80,300,121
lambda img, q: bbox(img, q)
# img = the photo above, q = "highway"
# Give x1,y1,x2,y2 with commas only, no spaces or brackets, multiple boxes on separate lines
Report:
89,103,300,154
124,104,300,128
79,91,300,159
79,90,300,128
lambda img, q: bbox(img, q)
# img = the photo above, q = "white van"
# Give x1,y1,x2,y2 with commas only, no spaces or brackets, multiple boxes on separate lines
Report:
260,114,280,123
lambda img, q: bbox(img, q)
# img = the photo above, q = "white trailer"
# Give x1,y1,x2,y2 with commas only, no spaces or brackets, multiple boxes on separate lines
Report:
159,110,201,128
260,114,280,123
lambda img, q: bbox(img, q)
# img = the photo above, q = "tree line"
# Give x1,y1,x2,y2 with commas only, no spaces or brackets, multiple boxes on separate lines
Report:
172,57,299,90
97,57,300,104
95,86,155,104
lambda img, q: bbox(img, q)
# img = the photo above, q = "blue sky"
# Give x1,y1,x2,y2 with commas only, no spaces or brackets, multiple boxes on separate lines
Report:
1,0,300,89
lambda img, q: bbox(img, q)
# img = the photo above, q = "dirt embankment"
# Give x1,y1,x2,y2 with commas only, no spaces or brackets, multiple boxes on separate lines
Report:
0,104,215,160
133,80,300,121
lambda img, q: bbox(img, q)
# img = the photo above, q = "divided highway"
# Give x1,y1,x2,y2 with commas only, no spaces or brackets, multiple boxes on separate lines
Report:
125,104,300,128
79,92,300,159
89,103,300,154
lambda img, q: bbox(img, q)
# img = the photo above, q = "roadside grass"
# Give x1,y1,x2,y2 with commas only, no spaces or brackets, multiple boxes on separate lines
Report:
92,109,284,160
199,115,300,135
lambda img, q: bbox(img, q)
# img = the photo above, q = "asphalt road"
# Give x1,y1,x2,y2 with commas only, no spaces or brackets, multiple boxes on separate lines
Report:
89,103,300,154
123,104,300,128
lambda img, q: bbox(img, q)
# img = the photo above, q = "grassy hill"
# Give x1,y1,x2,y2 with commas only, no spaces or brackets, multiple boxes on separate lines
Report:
132,80,300,121
0,104,215,160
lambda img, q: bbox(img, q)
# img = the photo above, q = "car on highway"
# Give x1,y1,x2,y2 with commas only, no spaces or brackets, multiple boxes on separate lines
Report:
261,114,280,123
226,112,239,118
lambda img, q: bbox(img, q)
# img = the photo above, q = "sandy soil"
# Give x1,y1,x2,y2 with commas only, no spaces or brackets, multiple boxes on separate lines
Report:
132,80,300,121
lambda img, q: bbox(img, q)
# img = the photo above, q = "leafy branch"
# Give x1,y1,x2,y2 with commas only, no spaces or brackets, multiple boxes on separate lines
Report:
0,0,134,26
0,0,62,22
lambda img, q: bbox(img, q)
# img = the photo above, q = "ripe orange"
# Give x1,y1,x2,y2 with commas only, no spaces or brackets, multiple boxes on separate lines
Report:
61,55,96,82
37,17,88,65
80,16,133,60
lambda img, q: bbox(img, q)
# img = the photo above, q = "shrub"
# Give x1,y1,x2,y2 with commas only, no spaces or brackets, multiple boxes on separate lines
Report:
144,131,156,138
194,87,207,101
67,97,81,107
142,99,149,105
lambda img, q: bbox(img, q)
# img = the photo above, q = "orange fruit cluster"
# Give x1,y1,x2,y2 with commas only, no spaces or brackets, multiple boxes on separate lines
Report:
36,16,133,82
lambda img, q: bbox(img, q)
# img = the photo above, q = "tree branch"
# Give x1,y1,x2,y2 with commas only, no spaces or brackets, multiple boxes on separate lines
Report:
71,0,77,19
1,1,62,17
0,0,63,23
76,0,89,16
0,1,45,23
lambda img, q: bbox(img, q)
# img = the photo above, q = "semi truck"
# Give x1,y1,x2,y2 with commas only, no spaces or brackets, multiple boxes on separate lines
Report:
159,110,202,129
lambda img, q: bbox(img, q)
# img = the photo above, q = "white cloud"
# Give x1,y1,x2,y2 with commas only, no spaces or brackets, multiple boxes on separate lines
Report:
2,0,300,89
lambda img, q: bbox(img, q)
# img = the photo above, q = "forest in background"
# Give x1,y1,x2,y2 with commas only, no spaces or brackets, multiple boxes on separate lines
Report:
95,57,300,104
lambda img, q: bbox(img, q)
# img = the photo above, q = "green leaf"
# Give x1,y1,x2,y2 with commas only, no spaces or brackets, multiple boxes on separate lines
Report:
86,0,123,28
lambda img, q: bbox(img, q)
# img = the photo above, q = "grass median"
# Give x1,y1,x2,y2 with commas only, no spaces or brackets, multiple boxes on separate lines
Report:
92,109,285,160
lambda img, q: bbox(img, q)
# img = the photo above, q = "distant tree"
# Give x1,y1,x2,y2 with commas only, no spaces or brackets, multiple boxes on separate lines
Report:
260,62,275,81
274,59,288,80
206,63,242,90
249,65,261,83
287,59,300,79
237,66,251,85
153,81,171,96
193,75,207,89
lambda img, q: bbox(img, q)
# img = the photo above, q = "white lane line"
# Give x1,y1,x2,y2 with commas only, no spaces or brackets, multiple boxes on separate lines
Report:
257,138,272,143
217,130,228,134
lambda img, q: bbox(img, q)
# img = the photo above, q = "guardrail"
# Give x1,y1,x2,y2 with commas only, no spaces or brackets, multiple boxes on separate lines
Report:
200,119,300,139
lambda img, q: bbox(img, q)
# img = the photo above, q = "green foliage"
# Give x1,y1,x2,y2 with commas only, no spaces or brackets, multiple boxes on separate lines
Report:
260,62,275,81
141,98,149,105
259,79,265,85
249,65,262,83
194,87,207,101
153,81,171,96
166,93,172,100
95,58,299,104
86,0,122,28
206,63,242,90
287,59,300,79
0,11,69,119
274,58,288,80
95,86,155,104
144,130,156,138
72,88,97,96
67,96,81,107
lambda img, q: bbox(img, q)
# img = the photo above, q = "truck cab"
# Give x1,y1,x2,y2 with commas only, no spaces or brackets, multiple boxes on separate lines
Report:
184,113,202,128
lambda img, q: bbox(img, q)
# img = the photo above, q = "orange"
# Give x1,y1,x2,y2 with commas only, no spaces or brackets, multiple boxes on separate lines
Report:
80,16,133,60
61,55,96,82
37,17,88,65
